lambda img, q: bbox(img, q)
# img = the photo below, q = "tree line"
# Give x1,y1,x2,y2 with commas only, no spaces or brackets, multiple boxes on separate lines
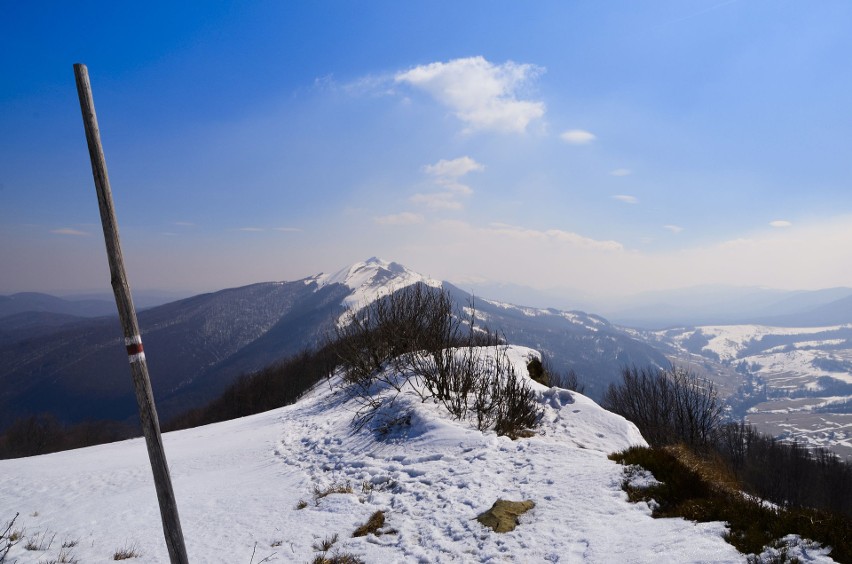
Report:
603,365,852,518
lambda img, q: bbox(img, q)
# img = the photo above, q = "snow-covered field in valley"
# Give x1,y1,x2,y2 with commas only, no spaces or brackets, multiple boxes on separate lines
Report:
0,346,793,563
643,324,852,458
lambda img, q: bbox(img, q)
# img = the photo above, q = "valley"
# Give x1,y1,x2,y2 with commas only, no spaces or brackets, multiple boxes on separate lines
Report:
637,324,852,459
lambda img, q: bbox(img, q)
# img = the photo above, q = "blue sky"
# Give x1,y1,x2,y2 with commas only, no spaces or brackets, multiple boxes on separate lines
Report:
2,1,852,300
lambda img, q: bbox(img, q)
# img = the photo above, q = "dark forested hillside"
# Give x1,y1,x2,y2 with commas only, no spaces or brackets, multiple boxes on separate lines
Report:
0,280,349,430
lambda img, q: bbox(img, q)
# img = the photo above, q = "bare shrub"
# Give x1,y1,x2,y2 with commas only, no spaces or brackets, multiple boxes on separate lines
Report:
333,283,454,389
42,546,80,564
312,533,339,553
112,542,140,560
560,369,585,394
24,530,56,551
310,532,365,564
494,362,542,439
311,553,364,564
603,366,722,448
313,480,353,504
335,284,541,437
547,359,585,393
1,513,21,562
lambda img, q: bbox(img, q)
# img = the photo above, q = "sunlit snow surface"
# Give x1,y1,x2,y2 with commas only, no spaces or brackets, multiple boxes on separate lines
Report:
682,324,852,363
316,257,441,312
1,346,811,563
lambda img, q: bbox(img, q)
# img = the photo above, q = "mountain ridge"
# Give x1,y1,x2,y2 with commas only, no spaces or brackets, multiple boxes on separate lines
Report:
0,345,757,563
0,258,665,431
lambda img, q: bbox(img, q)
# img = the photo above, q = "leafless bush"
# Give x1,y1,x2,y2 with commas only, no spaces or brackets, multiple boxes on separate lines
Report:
333,283,455,389
312,533,339,553
24,530,56,552
112,542,140,560
548,361,585,393
1,513,21,562
560,369,585,394
313,480,354,504
334,284,541,437
42,546,80,564
494,361,541,439
603,366,723,448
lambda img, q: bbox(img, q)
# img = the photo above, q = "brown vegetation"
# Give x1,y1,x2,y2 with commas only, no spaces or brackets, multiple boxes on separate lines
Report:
352,511,386,537
611,445,852,561
333,284,542,438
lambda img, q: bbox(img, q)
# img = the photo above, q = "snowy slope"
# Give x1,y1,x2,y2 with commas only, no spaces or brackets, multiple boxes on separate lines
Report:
316,257,442,311
663,324,852,363
0,346,760,563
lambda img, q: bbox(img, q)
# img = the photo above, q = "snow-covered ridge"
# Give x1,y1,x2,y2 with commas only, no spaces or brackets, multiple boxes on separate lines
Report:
316,257,441,309
663,324,852,362
484,299,609,329
0,345,760,563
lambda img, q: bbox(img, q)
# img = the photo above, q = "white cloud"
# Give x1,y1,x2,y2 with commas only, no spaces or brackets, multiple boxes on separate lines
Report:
414,156,482,211
342,73,397,97
50,228,89,236
482,222,623,251
399,215,852,299
610,168,632,177
663,224,684,233
435,179,473,195
769,220,792,228
560,129,596,145
395,57,545,133
423,156,484,178
612,195,638,204
410,193,463,210
237,227,265,232
374,212,425,225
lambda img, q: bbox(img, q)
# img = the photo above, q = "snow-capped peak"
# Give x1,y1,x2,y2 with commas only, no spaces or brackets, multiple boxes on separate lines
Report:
317,257,441,309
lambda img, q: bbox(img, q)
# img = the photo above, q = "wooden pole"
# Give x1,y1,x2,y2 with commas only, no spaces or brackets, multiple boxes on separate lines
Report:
73,63,189,564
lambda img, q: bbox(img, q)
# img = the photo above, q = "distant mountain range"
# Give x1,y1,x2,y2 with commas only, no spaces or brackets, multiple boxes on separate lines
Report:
597,286,852,329
0,292,117,319
450,281,852,329
0,258,666,431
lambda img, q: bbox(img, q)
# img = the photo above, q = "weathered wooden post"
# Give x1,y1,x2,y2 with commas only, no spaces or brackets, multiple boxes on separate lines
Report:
73,63,189,564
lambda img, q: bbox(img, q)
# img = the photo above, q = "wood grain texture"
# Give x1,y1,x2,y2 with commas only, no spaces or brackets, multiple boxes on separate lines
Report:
73,63,189,564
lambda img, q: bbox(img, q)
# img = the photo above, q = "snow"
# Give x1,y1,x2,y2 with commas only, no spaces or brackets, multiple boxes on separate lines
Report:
671,324,852,362
763,339,847,354
756,535,835,563
316,257,441,312
0,345,795,563
483,299,603,331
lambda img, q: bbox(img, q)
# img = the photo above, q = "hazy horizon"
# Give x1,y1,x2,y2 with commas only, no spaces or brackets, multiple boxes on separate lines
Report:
6,255,852,322
3,2,852,300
